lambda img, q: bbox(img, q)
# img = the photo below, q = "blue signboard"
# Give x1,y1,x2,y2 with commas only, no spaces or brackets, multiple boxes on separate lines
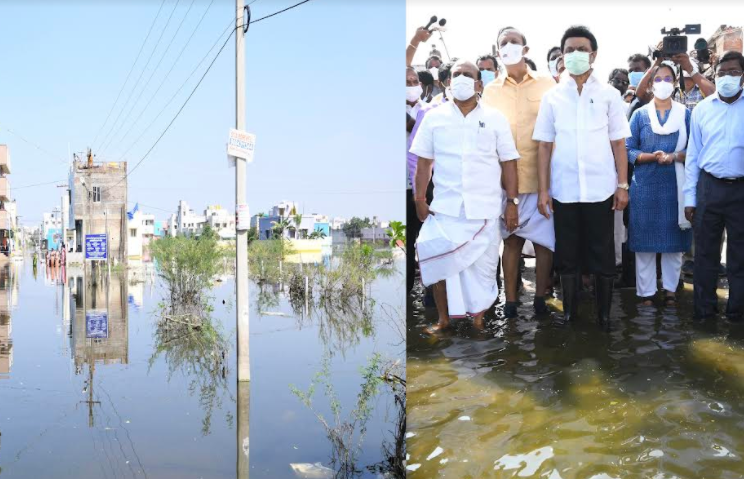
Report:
46,228,62,250
86,310,109,339
85,234,108,261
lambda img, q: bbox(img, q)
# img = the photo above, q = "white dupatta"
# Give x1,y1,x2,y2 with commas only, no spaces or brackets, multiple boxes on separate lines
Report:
643,99,690,230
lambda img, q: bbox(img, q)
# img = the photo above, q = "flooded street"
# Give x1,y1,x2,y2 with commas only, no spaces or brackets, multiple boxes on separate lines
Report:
407,261,744,478
0,258,238,479
250,247,406,479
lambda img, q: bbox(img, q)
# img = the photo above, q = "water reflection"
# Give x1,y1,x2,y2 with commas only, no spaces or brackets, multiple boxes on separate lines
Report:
407,264,744,478
0,263,16,379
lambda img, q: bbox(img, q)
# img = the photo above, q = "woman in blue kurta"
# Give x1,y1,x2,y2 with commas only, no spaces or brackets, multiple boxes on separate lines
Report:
626,63,692,306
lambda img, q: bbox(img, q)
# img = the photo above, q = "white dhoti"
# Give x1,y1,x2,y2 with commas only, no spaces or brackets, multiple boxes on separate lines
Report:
416,210,500,318
500,193,555,252
614,210,626,267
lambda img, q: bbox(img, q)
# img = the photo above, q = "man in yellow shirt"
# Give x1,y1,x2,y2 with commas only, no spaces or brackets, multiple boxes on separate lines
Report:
482,26,557,318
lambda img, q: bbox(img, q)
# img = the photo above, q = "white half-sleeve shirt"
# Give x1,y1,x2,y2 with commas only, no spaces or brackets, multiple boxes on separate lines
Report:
532,73,631,203
410,100,520,220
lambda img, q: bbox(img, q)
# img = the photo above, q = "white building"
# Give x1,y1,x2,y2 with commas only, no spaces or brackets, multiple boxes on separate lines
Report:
128,211,156,260
205,205,236,240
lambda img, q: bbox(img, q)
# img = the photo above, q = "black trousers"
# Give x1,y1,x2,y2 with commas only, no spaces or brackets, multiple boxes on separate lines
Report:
553,196,616,277
693,172,744,319
406,181,435,293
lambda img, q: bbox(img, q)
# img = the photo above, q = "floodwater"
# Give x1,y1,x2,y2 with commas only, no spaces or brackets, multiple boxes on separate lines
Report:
249,248,406,479
0,257,239,479
407,260,744,478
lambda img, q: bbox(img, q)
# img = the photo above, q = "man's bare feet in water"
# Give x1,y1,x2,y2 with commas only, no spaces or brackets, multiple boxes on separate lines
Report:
472,312,486,331
424,317,452,335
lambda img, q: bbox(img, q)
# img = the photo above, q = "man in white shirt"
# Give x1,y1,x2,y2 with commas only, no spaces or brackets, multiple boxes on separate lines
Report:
411,60,520,333
533,25,631,326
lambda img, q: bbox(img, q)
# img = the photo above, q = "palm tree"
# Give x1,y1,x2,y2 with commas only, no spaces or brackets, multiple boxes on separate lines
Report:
271,218,291,239
309,230,327,240
292,214,303,239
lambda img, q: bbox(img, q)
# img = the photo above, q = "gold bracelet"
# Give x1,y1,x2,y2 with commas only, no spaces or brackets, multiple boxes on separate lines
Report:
408,43,418,49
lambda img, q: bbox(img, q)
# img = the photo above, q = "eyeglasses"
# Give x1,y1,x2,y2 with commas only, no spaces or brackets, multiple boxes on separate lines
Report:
653,76,674,83
612,79,629,86
716,69,744,78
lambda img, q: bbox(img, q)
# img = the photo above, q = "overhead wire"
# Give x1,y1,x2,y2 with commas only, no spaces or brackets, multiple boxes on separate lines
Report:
0,124,68,165
105,0,215,156
100,0,198,157
91,0,167,149
96,0,182,153
105,0,315,191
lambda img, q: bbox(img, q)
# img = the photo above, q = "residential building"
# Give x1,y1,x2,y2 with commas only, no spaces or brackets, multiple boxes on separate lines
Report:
176,200,206,237
69,151,128,262
42,211,63,250
127,209,156,260
250,201,330,241
0,145,14,258
205,205,236,240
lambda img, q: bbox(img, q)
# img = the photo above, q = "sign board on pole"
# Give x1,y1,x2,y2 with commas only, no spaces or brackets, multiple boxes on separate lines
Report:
236,204,250,231
85,234,108,261
86,310,109,339
227,129,256,163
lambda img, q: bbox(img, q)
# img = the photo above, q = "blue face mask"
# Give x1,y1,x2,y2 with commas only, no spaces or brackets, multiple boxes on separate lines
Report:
716,75,743,98
480,70,496,86
628,71,645,88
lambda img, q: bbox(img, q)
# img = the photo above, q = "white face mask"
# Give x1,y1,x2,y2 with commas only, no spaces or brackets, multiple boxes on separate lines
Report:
548,59,559,77
450,75,476,101
653,81,674,100
499,42,524,66
406,85,423,103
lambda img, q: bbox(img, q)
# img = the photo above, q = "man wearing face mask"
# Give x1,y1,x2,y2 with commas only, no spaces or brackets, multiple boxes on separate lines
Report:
406,63,453,294
626,53,652,120
534,25,631,326
411,60,520,333
477,54,500,87
482,26,557,319
547,46,562,82
684,50,744,322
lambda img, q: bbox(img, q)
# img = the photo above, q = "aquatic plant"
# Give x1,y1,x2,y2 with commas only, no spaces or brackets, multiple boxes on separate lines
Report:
150,233,222,307
149,303,232,436
290,352,385,479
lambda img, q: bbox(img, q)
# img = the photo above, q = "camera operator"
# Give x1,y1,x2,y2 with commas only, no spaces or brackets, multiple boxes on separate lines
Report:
636,48,714,112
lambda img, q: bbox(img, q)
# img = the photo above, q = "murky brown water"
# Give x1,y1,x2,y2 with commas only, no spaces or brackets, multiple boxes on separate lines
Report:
407,261,743,478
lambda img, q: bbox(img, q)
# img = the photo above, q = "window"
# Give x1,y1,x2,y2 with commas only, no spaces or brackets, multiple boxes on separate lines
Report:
130,229,137,238
92,186,101,202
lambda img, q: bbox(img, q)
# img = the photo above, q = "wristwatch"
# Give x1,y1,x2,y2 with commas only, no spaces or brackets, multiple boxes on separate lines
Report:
617,183,630,191
507,197,520,205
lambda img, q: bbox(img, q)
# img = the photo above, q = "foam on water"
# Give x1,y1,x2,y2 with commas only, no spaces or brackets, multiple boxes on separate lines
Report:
493,446,554,476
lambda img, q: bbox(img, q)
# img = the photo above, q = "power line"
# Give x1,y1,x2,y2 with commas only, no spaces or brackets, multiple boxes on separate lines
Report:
0,124,68,165
96,0,182,153
91,0,167,148
101,0,198,157
112,16,237,165
13,179,67,190
107,0,314,189
104,20,241,192
105,0,215,156
250,0,312,25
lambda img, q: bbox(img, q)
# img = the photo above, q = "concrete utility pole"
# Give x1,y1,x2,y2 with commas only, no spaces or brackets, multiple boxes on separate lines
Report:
236,0,250,382
236,3,250,479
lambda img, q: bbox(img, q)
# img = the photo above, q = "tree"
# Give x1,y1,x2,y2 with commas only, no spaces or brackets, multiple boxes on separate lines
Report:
386,221,406,254
342,217,372,239
309,230,327,240
291,214,303,239
271,218,291,239
200,224,217,241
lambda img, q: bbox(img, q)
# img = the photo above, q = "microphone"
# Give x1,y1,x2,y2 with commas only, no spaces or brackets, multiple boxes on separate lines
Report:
424,16,437,31
439,18,446,27
430,18,447,33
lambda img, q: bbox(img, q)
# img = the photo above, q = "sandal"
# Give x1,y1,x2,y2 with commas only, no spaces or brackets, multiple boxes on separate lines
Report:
664,294,677,307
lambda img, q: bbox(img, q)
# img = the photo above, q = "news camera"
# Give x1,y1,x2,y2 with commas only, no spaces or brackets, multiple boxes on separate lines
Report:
653,24,701,59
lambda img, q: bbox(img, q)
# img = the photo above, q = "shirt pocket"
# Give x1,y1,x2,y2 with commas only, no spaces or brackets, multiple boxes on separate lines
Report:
476,127,496,154
586,99,610,131
526,92,543,118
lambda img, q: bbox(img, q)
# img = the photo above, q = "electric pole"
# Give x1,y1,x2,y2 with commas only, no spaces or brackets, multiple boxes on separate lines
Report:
236,1,250,477
236,0,250,382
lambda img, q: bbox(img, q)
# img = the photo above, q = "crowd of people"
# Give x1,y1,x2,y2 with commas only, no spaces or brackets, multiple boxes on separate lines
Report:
46,244,66,267
406,24,744,333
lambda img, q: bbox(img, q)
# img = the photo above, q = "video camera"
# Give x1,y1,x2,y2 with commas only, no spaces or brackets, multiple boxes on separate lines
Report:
653,24,701,59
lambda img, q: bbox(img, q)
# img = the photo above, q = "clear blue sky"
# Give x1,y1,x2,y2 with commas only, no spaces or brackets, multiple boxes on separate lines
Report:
0,0,404,226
